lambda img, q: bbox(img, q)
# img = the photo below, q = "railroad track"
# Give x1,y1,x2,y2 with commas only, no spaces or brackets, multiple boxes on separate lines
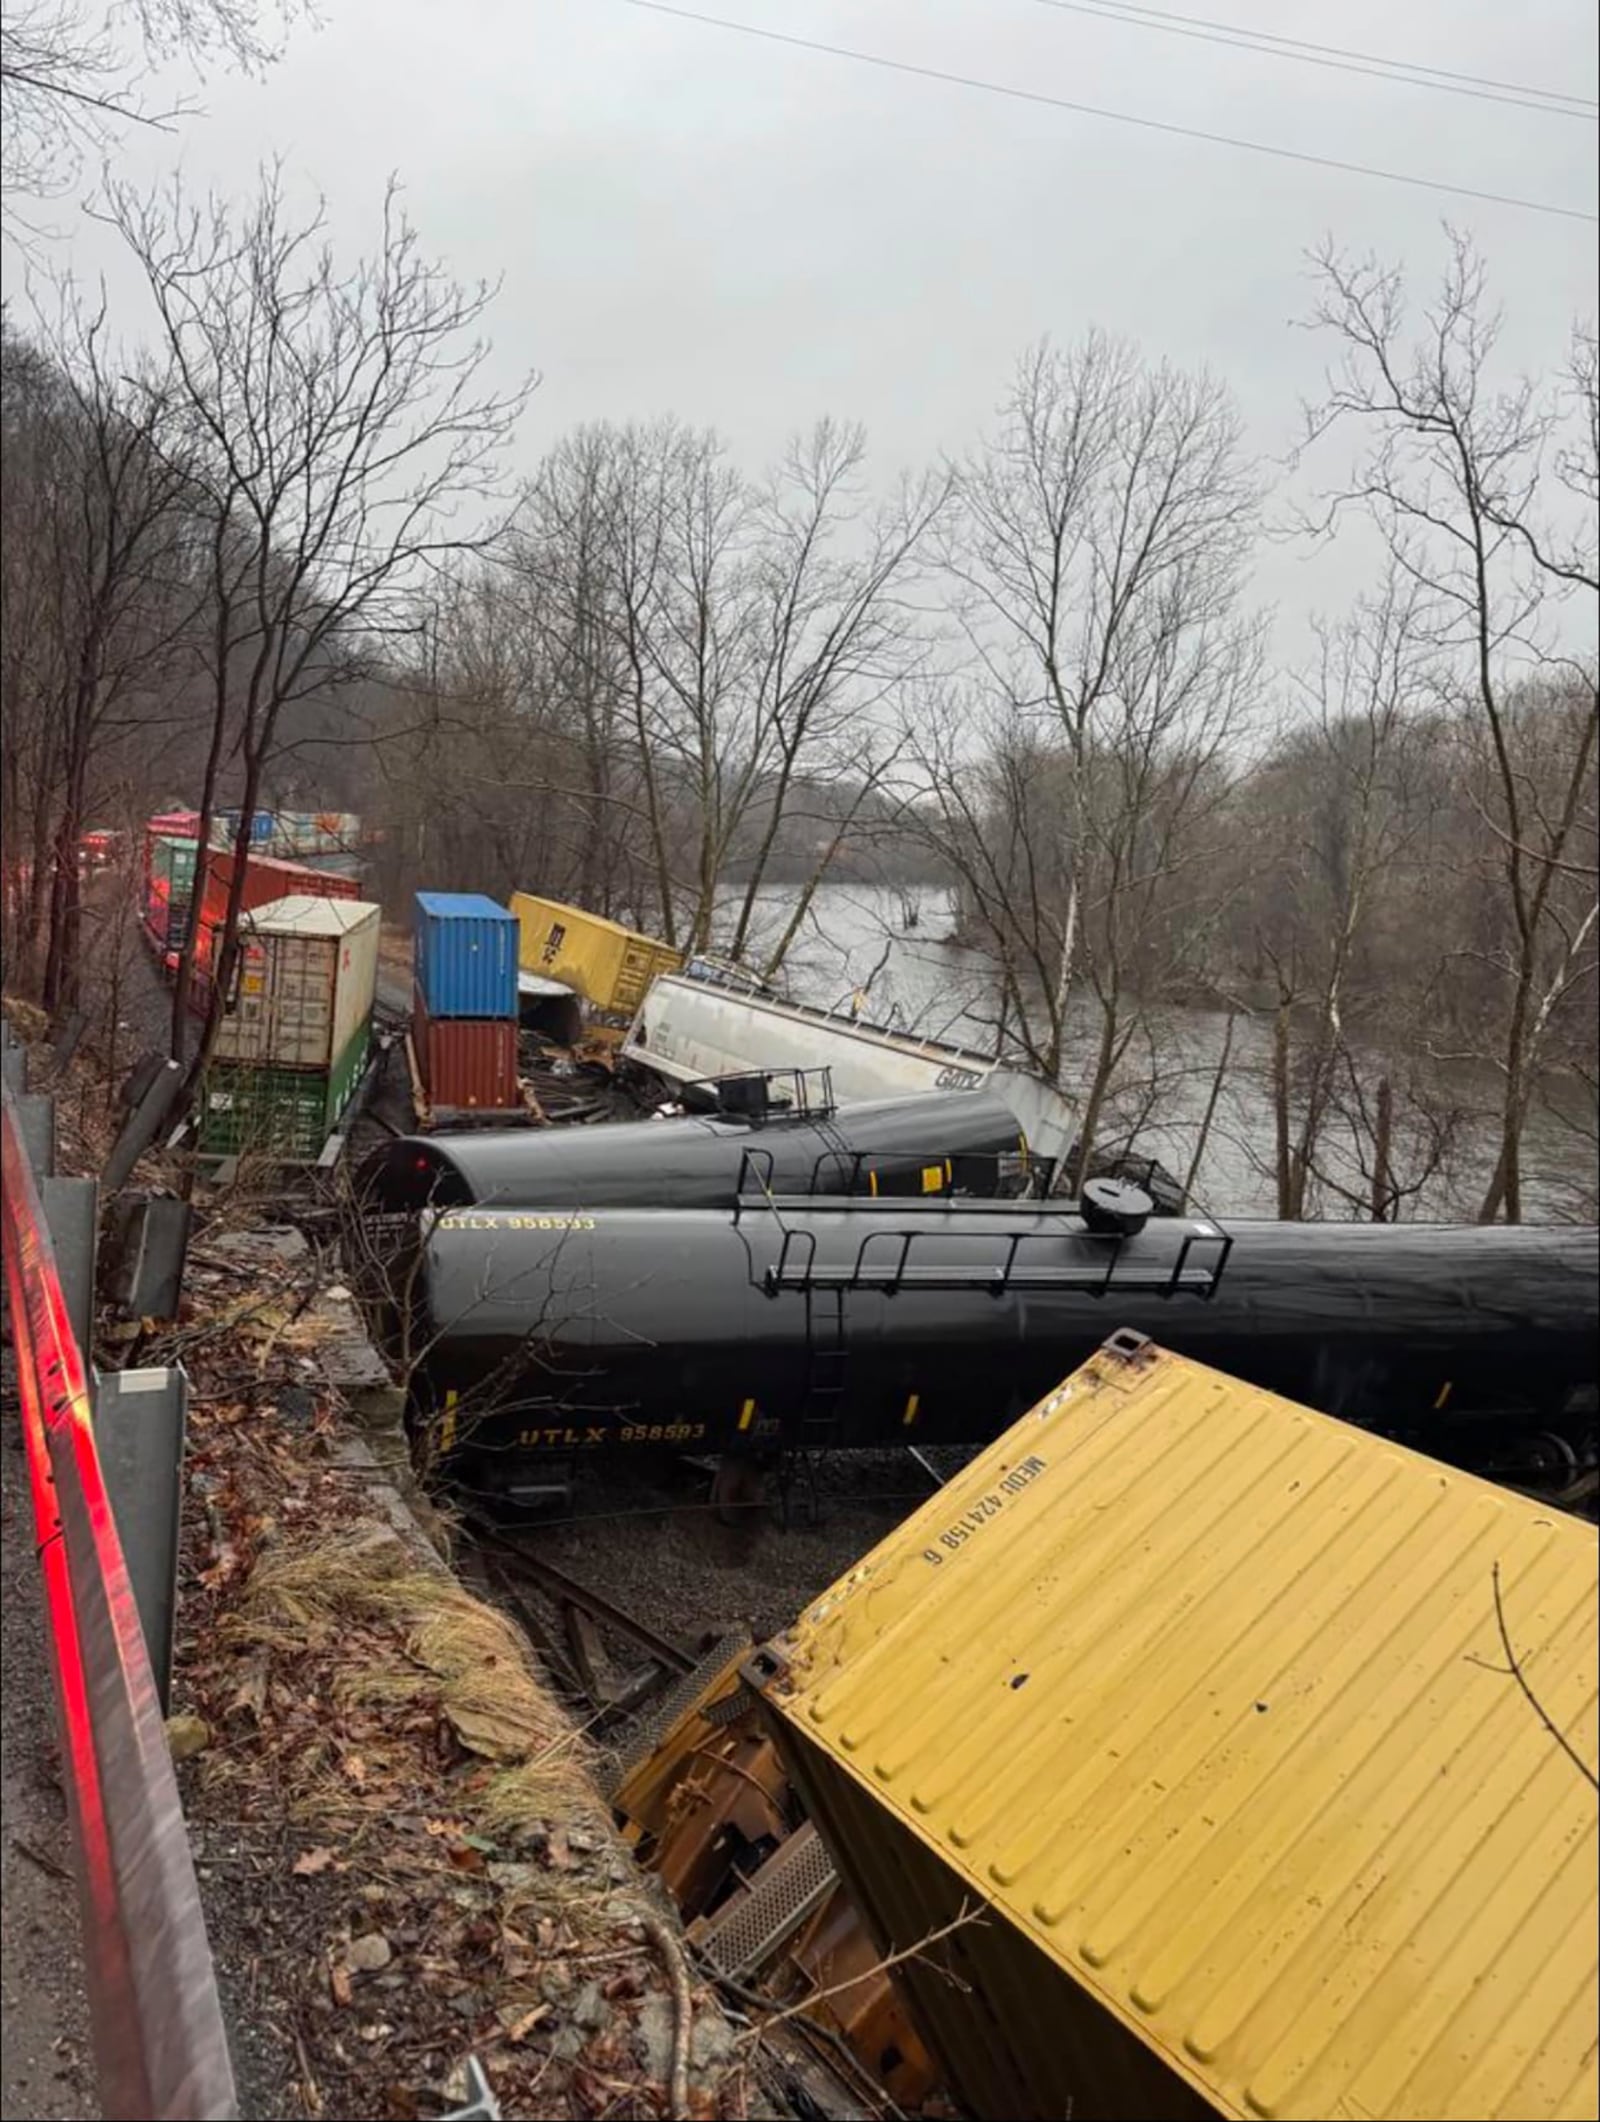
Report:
467,1520,700,1718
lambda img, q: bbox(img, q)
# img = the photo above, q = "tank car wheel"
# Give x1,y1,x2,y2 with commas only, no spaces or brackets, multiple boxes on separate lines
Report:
710,1454,767,1527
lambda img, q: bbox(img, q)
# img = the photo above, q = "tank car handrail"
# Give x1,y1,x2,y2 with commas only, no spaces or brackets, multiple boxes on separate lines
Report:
1,1079,237,2120
756,1207,1233,1300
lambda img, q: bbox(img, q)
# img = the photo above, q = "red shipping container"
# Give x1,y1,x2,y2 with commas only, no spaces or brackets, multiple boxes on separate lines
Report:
413,985,520,1113
192,848,363,986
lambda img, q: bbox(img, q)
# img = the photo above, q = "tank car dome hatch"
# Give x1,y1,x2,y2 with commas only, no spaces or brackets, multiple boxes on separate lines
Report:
1079,1176,1153,1237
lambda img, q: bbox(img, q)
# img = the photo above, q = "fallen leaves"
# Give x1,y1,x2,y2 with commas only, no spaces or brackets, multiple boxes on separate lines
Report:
163,1200,747,2121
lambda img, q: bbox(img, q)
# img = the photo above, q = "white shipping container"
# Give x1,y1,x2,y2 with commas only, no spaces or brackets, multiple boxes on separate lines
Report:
211,896,381,1071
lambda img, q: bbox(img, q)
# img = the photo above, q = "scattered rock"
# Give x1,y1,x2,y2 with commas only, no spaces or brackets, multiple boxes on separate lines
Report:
486,1861,540,1893
635,1995,675,2084
206,1227,308,1262
690,2011,738,2076
571,1982,609,2033
344,1933,393,1974
165,1712,211,1761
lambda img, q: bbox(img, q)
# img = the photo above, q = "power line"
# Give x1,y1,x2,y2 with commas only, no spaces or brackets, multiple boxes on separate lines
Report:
1026,0,1598,119
614,0,1599,226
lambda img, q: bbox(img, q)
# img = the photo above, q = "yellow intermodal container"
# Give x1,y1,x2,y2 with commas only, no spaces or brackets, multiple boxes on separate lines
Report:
508,893,682,1028
754,1336,1600,2122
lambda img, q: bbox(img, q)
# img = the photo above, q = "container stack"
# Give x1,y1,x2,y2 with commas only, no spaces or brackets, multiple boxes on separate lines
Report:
197,895,381,1159
412,892,521,1119
140,810,202,952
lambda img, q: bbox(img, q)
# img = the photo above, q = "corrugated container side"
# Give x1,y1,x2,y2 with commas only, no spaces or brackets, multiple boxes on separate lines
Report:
760,1345,1600,2122
510,891,683,1015
324,1017,371,1125
414,893,519,1019
196,1063,333,1158
777,1725,1212,2121
207,899,378,1070
329,903,379,1067
413,986,519,1111
213,926,336,1067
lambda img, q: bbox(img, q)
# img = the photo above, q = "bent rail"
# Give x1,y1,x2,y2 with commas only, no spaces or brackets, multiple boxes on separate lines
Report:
1,1078,237,2120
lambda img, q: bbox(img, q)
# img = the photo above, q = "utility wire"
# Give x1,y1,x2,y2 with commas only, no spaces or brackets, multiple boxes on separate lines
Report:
1025,0,1598,119
614,0,1599,226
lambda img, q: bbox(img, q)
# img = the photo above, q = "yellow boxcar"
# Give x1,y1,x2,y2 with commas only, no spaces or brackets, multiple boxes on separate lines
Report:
508,892,682,1028
755,1335,1600,2122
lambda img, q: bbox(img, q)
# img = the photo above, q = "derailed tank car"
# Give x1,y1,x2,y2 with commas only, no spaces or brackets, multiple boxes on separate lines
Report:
360,1081,1044,1214
402,1198,1598,1490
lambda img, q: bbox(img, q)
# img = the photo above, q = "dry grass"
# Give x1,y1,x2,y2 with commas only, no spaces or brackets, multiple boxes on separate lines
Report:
228,1525,597,1841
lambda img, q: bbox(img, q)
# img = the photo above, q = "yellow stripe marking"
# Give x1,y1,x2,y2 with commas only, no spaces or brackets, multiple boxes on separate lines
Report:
868,1169,879,1197
902,1393,921,1427
1434,1381,1454,1410
738,1397,757,1432
440,1388,459,1453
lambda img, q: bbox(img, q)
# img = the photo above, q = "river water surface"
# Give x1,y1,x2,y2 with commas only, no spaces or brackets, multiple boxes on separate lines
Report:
718,883,1595,1223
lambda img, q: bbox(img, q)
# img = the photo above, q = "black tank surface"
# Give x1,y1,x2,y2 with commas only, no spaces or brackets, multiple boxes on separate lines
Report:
406,1208,1598,1483
360,1088,1034,1213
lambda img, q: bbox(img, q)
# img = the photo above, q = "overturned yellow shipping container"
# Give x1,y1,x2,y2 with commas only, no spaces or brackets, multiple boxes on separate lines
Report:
509,892,682,1029
754,1335,1600,2122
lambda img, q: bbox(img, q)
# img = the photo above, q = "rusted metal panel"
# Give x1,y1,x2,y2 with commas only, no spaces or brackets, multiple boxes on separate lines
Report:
413,987,520,1111
758,1338,1600,2122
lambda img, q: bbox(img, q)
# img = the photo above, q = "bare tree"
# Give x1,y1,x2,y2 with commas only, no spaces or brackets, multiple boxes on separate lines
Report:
720,423,944,961
1,0,296,227
32,295,201,1015
1245,575,1438,1215
99,166,532,1087
916,335,1259,1175
0,299,203,1006
1304,232,1599,1222
941,335,1258,1069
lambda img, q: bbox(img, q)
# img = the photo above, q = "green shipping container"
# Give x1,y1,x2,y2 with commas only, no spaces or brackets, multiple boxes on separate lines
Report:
197,1020,371,1158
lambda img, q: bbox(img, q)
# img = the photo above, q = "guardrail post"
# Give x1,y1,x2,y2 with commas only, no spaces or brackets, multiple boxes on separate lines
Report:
105,1194,192,1322
103,1058,185,1197
41,1174,99,1365
95,1367,190,1714
15,1090,56,1178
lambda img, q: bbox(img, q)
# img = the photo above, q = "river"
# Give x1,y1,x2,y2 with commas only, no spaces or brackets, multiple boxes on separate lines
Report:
718,883,1596,1223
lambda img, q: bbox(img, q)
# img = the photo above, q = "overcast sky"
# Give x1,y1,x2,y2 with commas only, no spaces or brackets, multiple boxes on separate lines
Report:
16,0,1600,660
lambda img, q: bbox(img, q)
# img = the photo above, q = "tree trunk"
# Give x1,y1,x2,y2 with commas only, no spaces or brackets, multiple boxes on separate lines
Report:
1183,1010,1235,1207
1370,1074,1393,1222
1072,998,1120,1193
1477,971,1533,1225
1273,1001,1294,1220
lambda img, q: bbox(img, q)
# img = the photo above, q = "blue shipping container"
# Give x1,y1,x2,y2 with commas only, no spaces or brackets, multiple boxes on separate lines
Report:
218,809,277,844
413,892,519,1019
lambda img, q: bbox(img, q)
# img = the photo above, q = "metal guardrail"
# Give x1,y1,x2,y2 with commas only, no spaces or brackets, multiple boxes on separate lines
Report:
1,1072,237,2120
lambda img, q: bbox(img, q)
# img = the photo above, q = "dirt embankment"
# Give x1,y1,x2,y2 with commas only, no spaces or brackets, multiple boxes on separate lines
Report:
160,1220,754,2121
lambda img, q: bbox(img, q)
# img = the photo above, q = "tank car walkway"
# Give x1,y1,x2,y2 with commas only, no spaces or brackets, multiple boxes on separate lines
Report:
1,1349,98,2121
